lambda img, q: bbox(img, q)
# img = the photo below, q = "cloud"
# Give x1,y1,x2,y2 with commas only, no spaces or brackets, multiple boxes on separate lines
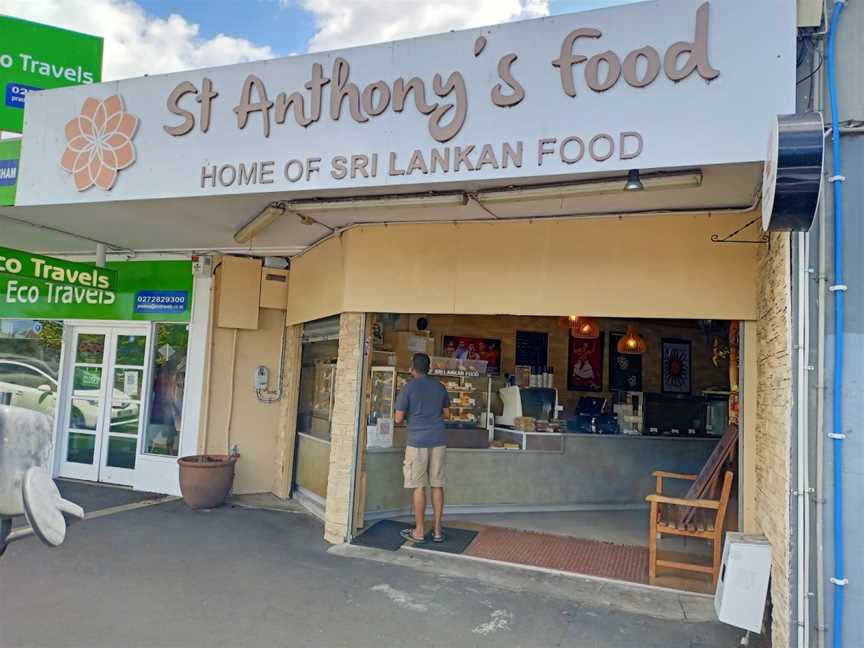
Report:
298,0,550,52
0,0,275,81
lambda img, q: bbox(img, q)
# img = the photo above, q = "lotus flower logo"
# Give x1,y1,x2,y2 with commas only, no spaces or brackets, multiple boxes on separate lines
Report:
60,95,138,192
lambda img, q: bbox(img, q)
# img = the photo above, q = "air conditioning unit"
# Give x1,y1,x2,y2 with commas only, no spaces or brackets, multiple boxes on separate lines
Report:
715,533,772,633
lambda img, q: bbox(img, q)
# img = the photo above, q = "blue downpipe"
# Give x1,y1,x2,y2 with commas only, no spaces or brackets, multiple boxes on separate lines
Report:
826,3,846,647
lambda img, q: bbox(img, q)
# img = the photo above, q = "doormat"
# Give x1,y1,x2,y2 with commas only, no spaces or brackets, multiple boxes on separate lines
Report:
464,527,649,585
410,526,477,555
352,519,412,551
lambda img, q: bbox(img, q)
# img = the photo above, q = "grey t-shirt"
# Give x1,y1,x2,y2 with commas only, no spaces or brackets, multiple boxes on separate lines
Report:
395,375,449,448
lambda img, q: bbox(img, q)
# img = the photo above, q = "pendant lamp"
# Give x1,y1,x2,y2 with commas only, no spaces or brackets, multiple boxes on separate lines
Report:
617,324,647,354
569,316,600,339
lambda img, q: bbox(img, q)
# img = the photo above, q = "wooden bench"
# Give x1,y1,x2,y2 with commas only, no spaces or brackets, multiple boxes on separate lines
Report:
646,469,734,588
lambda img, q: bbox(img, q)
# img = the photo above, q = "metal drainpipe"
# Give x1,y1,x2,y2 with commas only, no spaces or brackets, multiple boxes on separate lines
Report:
816,149,829,648
814,47,829,648
795,230,812,647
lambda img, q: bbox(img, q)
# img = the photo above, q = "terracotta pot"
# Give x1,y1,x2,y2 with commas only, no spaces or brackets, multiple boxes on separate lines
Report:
177,454,237,509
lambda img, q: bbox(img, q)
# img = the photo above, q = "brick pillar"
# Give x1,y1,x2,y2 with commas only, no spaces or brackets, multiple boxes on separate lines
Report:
271,323,303,499
324,313,365,544
755,232,793,647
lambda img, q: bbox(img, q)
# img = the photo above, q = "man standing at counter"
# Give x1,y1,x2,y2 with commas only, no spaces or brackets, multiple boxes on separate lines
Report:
395,353,450,544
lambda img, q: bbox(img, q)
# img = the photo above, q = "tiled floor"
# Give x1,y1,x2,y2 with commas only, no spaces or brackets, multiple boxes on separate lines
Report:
403,509,718,594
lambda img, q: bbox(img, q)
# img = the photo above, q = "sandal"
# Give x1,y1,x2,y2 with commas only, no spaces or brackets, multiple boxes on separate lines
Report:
432,531,446,543
400,528,427,544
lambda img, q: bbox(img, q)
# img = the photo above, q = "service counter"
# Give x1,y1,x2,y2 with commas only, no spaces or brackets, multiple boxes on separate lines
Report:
363,432,719,520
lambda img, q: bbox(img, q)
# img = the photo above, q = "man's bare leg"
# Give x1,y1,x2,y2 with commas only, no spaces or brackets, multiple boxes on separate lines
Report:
431,487,444,536
412,487,426,539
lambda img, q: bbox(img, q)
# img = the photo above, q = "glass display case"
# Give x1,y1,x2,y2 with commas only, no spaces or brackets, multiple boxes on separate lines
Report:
368,367,491,430
437,375,491,429
368,366,412,425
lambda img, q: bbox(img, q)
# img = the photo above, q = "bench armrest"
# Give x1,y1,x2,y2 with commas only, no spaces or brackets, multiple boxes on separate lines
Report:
652,470,698,481
645,493,720,510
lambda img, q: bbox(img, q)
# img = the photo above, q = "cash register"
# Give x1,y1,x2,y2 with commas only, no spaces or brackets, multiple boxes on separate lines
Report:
498,385,559,426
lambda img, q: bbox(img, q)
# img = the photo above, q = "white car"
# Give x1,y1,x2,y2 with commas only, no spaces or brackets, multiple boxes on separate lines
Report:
0,360,139,430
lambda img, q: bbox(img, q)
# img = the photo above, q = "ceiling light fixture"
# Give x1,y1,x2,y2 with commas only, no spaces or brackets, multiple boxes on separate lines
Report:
475,169,701,204
617,324,647,355
568,315,600,339
233,202,287,244
286,192,469,212
624,169,644,191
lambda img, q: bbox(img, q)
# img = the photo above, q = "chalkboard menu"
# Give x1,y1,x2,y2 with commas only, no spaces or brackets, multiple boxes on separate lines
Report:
515,331,548,367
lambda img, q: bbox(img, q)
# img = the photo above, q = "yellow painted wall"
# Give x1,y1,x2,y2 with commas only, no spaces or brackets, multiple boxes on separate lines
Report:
286,213,759,324
286,236,344,324
204,264,287,494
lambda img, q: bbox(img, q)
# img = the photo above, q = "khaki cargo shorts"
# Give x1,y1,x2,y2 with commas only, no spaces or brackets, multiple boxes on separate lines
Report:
403,445,446,489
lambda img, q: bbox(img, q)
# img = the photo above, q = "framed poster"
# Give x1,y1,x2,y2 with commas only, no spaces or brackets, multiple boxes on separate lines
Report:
662,338,692,394
609,332,642,391
567,333,604,391
442,335,501,375
515,330,548,368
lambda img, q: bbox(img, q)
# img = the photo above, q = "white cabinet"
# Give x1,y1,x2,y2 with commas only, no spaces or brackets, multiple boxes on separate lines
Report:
714,533,772,633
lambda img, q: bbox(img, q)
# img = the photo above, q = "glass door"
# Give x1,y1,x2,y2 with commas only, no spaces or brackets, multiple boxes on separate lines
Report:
59,325,151,485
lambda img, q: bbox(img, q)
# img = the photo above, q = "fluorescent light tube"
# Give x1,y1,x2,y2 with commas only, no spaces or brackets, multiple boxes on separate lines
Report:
234,203,287,244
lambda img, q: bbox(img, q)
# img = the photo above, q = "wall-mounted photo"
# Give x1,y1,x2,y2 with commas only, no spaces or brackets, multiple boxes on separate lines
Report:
442,335,501,376
662,338,692,394
567,333,604,392
609,331,642,391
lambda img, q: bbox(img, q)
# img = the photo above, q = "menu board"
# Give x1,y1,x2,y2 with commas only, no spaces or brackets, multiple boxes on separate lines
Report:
515,331,548,367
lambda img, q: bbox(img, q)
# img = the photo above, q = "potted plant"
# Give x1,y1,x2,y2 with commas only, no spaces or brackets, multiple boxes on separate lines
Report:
177,453,238,509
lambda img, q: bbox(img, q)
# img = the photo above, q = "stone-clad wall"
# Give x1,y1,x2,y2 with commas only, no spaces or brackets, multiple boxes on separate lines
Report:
271,324,303,499
324,313,365,543
755,233,793,646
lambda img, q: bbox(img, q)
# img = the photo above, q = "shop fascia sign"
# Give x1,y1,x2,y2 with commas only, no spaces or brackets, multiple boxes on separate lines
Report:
16,0,795,206
0,138,19,205
0,245,117,293
0,252,192,322
0,15,103,133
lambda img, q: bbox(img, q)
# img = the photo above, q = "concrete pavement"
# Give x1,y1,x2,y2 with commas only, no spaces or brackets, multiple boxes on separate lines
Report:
0,497,746,648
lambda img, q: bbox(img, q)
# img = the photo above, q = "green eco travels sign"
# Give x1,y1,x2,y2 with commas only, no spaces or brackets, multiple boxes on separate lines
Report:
0,257,192,322
0,246,117,291
0,138,18,205
0,15,103,133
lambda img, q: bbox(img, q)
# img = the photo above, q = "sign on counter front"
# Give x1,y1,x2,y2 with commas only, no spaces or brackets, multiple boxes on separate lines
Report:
0,254,192,322
16,0,795,206
0,15,103,133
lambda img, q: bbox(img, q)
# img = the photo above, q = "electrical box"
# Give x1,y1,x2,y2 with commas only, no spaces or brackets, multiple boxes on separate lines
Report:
191,255,213,277
216,256,262,330
260,268,289,310
255,366,269,391
797,0,823,28
714,533,772,633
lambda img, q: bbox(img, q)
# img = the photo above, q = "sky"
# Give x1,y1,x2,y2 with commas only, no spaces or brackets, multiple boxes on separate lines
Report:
0,0,638,81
